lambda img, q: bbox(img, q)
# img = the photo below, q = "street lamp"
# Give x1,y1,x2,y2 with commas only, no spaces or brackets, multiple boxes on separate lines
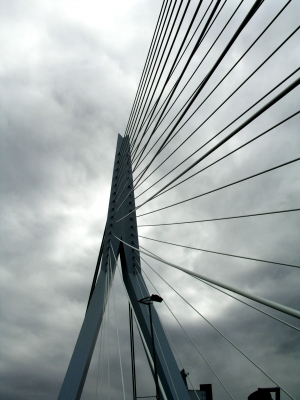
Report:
138,294,163,400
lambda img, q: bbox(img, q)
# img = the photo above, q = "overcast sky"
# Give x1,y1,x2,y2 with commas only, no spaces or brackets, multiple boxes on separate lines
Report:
1,1,299,400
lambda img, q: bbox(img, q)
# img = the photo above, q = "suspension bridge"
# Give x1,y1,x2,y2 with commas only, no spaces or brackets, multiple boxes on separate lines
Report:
57,0,300,399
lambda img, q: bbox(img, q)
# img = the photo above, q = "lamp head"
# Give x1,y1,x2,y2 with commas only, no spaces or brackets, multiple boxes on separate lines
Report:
138,294,163,304
150,294,163,303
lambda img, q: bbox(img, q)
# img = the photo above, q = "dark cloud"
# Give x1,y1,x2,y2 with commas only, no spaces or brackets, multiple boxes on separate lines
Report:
1,1,299,400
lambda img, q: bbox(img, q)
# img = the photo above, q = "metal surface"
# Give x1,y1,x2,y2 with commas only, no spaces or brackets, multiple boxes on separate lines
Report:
149,302,160,400
118,238,300,320
138,296,162,399
58,134,190,400
129,303,137,400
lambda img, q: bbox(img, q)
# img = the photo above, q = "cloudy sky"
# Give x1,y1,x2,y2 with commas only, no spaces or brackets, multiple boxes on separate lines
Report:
1,1,299,400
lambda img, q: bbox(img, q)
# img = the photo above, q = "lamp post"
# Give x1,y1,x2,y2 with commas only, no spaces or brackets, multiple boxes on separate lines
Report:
138,294,163,400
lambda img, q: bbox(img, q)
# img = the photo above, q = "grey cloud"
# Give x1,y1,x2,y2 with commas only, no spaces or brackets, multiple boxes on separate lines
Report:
1,1,299,400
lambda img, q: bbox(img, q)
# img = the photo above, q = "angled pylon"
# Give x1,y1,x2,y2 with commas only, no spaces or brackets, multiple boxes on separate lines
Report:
58,134,191,400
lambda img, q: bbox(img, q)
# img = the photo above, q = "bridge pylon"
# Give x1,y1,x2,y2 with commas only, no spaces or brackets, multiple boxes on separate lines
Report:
58,134,191,400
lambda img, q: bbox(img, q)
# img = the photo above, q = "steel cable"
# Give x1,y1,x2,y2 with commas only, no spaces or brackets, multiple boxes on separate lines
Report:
132,0,242,170
132,0,265,185
129,0,178,148
134,58,298,196
112,0,249,209
132,0,223,166
125,0,168,140
108,254,126,400
113,0,291,206
130,0,200,161
128,0,185,151
128,0,172,143
110,243,180,400
131,1,292,187
133,21,298,193
136,157,300,218
132,78,300,214
138,108,300,203
137,208,300,225
137,234,300,269
133,252,295,399
130,0,218,159
112,3,248,214
115,0,171,180
134,256,233,399
113,235,300,320
138,253,300,333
